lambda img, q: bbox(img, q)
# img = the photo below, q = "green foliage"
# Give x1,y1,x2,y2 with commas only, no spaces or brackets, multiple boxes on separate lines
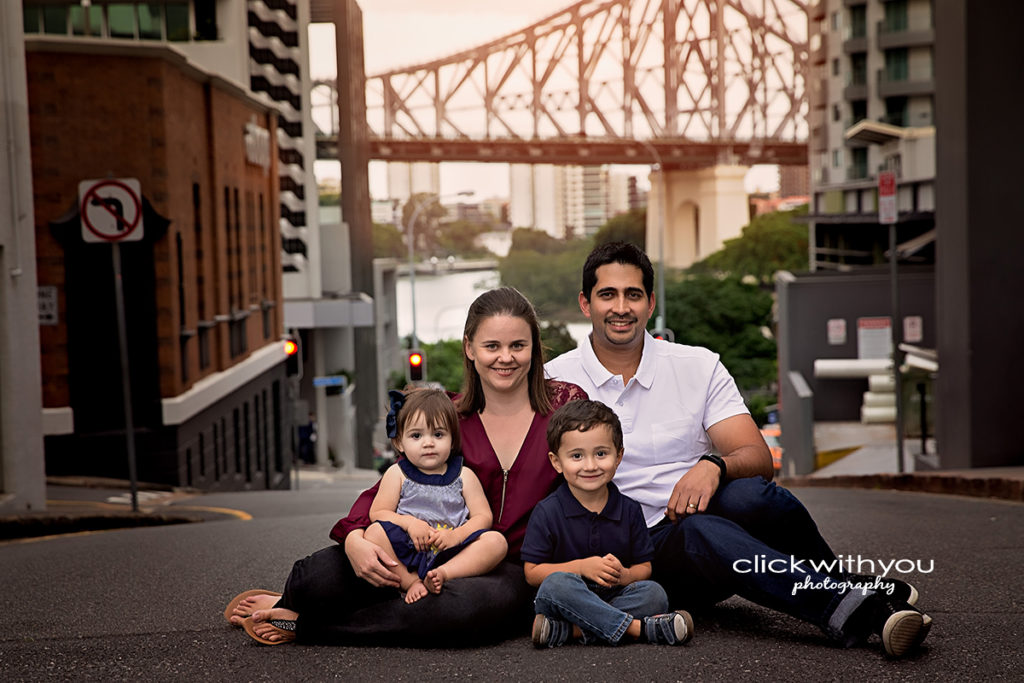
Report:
319,190,340,206
540,321,579,361
401,193,447,256
373,222,405,259
436,220,492,258
690,207,809,285
420,338,465,393
499,232,592,319
593,208,646,250
660,274,776,391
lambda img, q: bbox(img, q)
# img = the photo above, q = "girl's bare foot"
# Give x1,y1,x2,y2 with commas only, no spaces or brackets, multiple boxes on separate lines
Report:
425,567,448,594
250,608,299,643
404,580,428,603
229,593,279,626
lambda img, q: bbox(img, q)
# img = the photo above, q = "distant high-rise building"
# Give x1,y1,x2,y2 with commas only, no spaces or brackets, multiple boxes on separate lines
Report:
510,164,622,239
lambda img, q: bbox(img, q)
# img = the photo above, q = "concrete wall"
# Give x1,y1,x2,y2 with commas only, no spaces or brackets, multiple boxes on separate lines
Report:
776,267,935,422
0,3,46,513
934,0,1024,469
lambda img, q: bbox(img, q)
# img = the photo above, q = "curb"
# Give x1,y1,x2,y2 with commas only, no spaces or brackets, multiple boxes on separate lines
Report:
0,512,204,542
779,473,1024,502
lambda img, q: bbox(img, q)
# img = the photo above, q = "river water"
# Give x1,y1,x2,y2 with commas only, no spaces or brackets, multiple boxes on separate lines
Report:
395,269,590,345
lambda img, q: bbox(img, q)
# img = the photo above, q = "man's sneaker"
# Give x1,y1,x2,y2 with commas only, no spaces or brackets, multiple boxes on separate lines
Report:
643,610,694,645
848,574,919,606
531,613,571,649
849,594,930,657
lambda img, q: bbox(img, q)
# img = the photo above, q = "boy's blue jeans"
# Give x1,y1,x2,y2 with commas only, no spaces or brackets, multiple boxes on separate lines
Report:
534,572,669,645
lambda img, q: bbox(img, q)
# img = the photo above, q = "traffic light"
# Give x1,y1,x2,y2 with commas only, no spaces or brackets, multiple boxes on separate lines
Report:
284,335,301,378
650,328,675,342
407,349,425,383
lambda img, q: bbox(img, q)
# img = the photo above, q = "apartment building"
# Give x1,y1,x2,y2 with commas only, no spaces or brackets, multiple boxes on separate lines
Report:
807,0,936,269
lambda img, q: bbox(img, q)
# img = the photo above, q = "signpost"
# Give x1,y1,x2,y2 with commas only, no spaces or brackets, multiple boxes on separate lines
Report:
78,178,145,511
879,171,904,473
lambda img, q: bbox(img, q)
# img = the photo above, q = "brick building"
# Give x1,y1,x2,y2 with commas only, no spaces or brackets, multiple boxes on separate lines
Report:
28,39,292,490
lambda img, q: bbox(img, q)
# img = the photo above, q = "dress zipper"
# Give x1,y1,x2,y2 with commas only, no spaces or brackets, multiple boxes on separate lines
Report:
498,468,509,523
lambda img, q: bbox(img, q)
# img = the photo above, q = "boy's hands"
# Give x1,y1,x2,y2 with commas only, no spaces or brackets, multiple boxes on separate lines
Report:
580,554,625,587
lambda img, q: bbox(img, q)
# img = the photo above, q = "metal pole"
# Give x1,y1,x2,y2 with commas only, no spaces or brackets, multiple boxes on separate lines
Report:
638,139,667,328
112,243,139,512
889,223,905,473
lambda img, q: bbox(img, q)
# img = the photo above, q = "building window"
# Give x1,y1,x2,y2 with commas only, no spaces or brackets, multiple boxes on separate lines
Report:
885,97,908,127
849,6,867,39
832,58,840,77
850,53,867,86
832,104,841,122
851,100,867,125
832,149,843,169
830,11,840,32
884,0,909,33
850,148,868,180
885,49,909,82
23,1,200,42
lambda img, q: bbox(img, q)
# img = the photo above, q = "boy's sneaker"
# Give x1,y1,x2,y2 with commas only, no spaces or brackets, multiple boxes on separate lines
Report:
643,610,694,645
847,574,919,605
531,613,571,649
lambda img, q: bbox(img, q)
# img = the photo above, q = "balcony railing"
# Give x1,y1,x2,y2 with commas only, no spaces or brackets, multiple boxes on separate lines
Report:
877,20,935,49
877,69,935,98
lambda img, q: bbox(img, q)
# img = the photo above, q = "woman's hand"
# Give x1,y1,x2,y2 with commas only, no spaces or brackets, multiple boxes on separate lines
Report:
407,519,435,552
344,531,401,588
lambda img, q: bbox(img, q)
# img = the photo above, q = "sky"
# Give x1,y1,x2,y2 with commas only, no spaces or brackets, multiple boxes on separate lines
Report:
309,1,780,199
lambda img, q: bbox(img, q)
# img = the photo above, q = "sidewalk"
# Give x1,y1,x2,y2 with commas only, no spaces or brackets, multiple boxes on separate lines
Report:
776,422,1024,503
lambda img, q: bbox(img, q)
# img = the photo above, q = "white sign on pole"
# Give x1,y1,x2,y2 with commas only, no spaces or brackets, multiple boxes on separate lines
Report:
878,171,897,225
78,178,144,243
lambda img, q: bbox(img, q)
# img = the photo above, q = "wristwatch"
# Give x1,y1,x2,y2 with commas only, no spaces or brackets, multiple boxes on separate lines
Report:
699,453,728,480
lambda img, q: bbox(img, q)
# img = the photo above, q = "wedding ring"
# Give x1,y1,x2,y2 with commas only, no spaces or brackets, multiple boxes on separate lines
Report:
687,503,697,509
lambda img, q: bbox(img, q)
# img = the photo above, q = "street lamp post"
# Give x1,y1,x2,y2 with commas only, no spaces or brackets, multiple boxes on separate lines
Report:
405,190,473,349
638,139,668,330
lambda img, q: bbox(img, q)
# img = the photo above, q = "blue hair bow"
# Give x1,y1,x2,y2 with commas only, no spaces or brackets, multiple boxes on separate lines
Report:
385,390,406,439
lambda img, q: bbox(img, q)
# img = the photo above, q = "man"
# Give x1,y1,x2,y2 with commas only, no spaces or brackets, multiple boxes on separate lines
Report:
545,242,930,658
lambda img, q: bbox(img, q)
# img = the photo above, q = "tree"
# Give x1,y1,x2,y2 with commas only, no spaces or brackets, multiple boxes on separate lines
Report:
540,321,578,360
499,230,592,319
689,207,809,285
401,193,446,256
373,222,405,259
435,219,491,258
420,338,465,392
659,274,776,392
593,208,646,250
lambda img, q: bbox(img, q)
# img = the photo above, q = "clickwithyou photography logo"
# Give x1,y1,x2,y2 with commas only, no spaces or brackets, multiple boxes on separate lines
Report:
732,554,934,596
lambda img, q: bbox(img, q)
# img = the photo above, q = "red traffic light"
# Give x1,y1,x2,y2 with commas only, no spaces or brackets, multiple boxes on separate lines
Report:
284,338,299,356
407,349,425,382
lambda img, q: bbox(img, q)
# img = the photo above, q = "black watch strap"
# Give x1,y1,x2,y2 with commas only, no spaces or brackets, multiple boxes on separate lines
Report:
700,453,728,479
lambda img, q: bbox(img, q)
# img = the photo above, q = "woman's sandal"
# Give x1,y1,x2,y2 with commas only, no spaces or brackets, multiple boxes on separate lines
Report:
242,615,296,645
223,590,282,626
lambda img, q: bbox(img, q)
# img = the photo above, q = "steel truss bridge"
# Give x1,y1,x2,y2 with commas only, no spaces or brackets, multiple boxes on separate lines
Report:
315,0,809,167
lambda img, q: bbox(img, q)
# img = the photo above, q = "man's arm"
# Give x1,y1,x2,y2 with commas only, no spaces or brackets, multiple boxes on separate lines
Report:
665,413,773,520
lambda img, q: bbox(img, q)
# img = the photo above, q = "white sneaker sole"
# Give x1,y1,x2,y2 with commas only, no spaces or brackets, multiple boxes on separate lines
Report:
882,610,925,657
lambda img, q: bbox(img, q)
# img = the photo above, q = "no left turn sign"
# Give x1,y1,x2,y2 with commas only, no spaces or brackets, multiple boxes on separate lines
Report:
78,178,144,243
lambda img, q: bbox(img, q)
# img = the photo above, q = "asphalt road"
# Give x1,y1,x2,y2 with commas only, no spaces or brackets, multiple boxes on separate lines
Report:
2,474,1021,682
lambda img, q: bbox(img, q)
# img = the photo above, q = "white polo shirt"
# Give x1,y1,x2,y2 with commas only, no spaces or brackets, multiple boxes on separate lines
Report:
545,331,749,526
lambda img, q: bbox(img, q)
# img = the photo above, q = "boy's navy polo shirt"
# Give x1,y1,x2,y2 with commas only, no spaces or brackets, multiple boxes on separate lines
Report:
520,481,655,566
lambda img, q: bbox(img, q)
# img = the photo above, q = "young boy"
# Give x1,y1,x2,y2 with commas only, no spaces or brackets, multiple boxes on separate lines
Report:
521,399,693,648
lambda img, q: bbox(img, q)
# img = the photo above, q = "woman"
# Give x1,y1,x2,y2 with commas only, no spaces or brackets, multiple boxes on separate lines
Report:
228,287,586,645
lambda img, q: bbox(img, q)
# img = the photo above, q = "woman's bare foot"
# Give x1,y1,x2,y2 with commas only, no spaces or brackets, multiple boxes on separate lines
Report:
404,580,428,603
250,608,299,643
229,593,280,626
425,567,448,594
